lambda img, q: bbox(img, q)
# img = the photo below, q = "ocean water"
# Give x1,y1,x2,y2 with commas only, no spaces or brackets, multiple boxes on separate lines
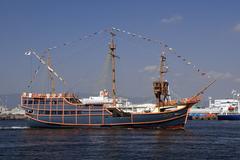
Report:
0,120,240,160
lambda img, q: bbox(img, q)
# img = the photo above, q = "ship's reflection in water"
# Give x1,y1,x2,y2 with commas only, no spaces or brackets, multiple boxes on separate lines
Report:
0,120,240,160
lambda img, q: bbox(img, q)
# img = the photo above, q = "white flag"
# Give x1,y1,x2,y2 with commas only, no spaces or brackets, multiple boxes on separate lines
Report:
24,51,31,56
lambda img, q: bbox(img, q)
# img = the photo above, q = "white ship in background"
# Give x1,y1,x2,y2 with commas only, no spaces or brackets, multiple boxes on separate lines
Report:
210,98,239,114
190,97,224,114
216,90,240,120
189,90,240,120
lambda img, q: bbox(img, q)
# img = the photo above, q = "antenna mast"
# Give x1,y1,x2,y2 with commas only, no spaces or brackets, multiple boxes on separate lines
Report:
109,32,117,106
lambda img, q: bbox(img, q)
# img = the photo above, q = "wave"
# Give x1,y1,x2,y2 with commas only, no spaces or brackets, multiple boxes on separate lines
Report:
0,126,29,130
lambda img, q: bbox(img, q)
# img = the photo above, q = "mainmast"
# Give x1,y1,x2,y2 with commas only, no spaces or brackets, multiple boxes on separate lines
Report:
47,51,56,94
109,32,117,106
153,49,169,107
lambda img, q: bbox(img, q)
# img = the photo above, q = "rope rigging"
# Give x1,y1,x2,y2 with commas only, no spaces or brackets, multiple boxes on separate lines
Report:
44,29,108,52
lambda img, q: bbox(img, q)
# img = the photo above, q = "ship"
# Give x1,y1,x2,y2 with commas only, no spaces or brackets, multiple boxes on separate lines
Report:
188,97,221,120
212,93,240,120
189,92,240,120
20,30,212,129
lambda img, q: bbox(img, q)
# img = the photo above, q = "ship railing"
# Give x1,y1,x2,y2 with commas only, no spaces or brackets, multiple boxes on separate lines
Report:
157,96,201,107
21,92,77,98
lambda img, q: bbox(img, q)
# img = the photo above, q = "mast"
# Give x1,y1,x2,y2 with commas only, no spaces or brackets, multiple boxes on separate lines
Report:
159,51,167,84
153,49,169,107
47,51,55,94
109,32,117,106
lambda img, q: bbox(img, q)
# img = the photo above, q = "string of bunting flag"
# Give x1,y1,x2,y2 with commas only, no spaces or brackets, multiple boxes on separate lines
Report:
45,29,108,52
24,50,66,85
25,27,211,86
111,27,209,78
24,29,110,89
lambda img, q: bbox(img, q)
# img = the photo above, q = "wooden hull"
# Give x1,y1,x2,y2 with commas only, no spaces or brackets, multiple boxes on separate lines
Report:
21,93,197,129
24,106,190,129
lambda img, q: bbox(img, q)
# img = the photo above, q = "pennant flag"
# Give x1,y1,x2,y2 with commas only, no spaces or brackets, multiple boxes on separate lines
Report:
53,72,58,77
232,90,237,94
111,27,212,79
24,51,31,56
47,66,54,73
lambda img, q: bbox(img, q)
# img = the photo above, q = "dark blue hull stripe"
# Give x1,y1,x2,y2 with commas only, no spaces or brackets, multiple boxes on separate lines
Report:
218,114,240,120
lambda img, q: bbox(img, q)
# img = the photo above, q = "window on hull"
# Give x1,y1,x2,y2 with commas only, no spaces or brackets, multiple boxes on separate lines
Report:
37,110,78,115
37,109,106,115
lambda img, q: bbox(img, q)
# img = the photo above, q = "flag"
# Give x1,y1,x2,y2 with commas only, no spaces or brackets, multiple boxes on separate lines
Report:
232,90,237,94
47,66,54,73
24,51,31,56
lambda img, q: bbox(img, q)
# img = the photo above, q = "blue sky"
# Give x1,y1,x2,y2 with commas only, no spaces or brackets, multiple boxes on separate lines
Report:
0,0,240,100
